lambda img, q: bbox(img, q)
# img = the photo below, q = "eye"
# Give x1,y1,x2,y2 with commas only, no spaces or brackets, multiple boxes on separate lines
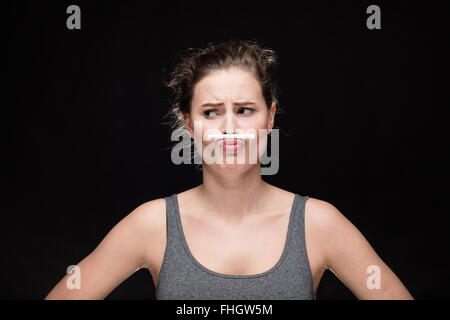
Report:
203,109,217,118
238,107,253,115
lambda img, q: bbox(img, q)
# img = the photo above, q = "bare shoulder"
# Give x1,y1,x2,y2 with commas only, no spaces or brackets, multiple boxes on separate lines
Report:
304,197,349,229
123,197,167,269
130,198,166,224
127,197,167,240
304,197,377,270
304,197,360,267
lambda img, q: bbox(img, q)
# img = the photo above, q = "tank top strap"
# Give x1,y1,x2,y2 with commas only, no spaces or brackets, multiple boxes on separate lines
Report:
163,194,182,247
282,193,314,297
286,194,310,253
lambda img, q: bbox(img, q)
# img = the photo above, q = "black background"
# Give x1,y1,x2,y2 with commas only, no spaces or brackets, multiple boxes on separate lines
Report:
4,0,447,299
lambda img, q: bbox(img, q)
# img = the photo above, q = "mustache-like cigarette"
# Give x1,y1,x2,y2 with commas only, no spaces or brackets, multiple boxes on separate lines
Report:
207,133,256,139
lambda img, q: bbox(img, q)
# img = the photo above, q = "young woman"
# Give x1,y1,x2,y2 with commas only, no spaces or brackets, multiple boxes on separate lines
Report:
45,40,414,300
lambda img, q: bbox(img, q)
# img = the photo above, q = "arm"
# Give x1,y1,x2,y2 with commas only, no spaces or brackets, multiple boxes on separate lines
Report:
306,198,414,300
44,198,165,300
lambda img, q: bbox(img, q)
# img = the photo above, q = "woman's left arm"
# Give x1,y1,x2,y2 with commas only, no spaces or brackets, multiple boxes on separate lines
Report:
306,198,414,300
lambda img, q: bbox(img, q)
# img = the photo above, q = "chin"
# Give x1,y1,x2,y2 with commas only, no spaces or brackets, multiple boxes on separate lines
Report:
213,162,257,174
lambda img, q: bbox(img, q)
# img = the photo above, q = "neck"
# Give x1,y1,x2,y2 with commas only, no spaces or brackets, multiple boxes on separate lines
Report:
196,164,271,221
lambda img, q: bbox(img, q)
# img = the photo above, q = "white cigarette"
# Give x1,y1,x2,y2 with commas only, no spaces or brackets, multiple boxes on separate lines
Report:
207,133,256,139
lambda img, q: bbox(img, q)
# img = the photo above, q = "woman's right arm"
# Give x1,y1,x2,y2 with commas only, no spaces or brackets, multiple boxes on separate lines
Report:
44,198,166,300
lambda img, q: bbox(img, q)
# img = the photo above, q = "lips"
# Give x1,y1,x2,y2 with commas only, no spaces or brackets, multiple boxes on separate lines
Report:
224,138,238,145
221,138,244,151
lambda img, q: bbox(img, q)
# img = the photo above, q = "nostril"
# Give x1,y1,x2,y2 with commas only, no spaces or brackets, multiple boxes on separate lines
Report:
225,128,236,135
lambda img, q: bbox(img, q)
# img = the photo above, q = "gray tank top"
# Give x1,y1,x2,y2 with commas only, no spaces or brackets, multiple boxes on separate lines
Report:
156,193,316,300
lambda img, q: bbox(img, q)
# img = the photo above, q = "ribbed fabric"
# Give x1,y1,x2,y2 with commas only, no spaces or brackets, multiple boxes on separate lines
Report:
156,193,315,300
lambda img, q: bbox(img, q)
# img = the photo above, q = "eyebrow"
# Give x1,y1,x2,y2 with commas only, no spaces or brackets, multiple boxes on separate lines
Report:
201,101,257,107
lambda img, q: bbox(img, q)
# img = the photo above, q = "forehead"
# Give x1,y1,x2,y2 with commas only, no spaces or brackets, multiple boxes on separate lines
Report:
192,67,263,104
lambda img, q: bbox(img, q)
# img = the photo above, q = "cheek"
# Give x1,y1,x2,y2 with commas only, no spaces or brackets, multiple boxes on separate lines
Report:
244,113,269,130
201,122,220,139
191,119,222,147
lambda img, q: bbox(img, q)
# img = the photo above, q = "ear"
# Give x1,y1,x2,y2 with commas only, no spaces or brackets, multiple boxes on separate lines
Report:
183,113,194,138
267,101,276,134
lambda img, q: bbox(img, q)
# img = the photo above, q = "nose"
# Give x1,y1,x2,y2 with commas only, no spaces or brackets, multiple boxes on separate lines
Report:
223,109,237,134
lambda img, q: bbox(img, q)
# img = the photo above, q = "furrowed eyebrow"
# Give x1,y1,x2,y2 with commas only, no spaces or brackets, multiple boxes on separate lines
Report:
201,101,256,107
201,102,224,108
234,101,257,106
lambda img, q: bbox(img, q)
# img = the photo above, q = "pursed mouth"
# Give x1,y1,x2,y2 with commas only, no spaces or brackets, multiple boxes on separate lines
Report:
221,138,245,146
224,138,241,144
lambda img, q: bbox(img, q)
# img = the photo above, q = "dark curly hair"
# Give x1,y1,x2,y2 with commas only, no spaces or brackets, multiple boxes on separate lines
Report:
163,39,280,134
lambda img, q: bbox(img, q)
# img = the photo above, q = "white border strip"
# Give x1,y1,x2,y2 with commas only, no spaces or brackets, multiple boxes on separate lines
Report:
207,134,256,139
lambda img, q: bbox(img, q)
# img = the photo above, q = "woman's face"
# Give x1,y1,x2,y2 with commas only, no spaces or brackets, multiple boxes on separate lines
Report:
184,67,276,171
